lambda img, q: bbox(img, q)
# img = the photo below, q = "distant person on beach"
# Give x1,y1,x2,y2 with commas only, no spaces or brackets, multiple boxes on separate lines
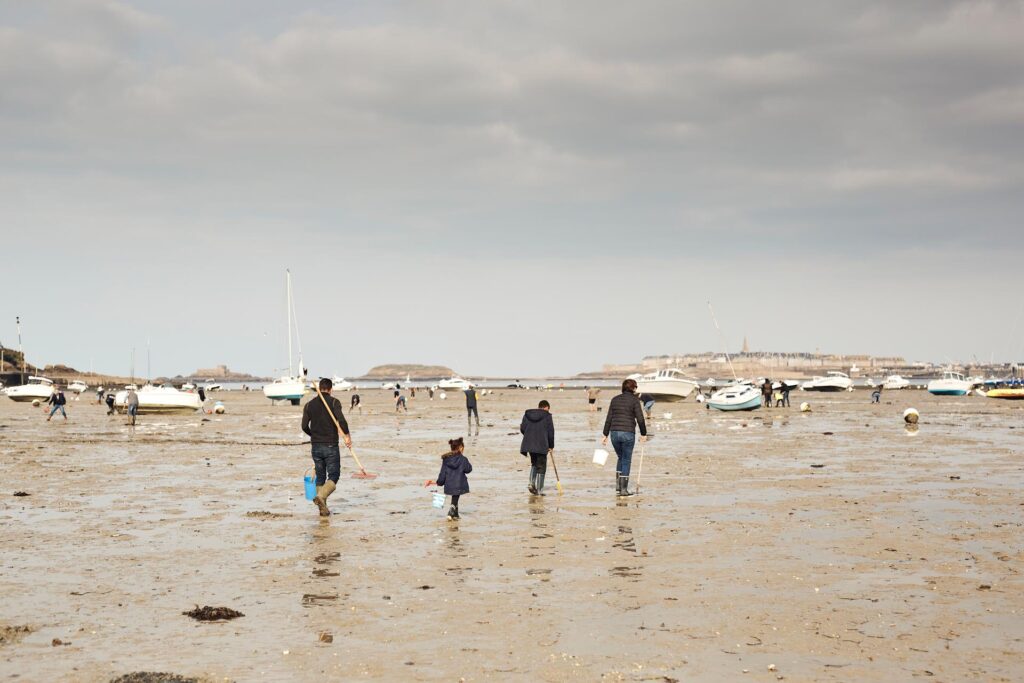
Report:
774,389,784,407
350,393,361,413
428,387,435,400
395,391,408,412
46,386,68,421
781,385,791,407
410,387,416,399
125,388,140,425
105,393,116,415
638,392,655,419
586,386,601,411
601,378,647,497
465,387,480,434
872,385,882,404
432,437,472,521
198,386,206,402
762,379,773,408
301,378,351,517
520,400,555,495
95,388,103,404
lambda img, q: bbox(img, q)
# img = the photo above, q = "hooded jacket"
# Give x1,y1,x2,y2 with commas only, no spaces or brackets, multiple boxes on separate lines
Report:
520,408,555,455
436,452,472,495
602,391,647,436
301,393,350,444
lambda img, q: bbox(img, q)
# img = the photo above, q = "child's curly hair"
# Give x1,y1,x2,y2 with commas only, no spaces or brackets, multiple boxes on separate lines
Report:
445,437,465,455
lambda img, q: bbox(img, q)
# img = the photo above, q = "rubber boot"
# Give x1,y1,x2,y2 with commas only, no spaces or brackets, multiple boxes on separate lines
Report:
447,505,459,520
314,480,336,517
618,475,634,497
535,471,546,496
528,465,537,495
615,474,623,495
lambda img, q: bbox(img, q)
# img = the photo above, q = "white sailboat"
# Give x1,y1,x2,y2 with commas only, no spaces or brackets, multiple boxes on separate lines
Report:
263,270,309,405
706,303,762,412
437,376,473,390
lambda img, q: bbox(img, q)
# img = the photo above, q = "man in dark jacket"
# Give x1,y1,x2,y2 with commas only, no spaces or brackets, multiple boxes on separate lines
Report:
601,378,647,497
520,400,555,495
762,379,773,407
301,378,352,517
46,387,68,421
465,387,480,434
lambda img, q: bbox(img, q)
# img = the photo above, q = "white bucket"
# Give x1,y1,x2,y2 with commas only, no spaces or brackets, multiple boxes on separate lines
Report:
431,491,445,509
593,448,609,466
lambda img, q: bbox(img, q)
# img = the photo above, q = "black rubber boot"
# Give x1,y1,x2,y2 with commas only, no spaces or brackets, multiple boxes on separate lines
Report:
618,475,634,497
528,465,537,494
615,475,623,495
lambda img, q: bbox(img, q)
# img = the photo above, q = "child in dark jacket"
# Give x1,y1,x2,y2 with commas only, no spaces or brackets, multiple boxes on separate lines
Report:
436,437,472,520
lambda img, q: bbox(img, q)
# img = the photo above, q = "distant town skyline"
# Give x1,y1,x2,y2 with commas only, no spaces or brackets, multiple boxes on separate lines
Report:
1,1,1022,377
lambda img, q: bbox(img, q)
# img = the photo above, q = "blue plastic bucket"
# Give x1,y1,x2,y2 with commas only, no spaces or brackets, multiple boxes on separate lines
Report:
304,470,317,500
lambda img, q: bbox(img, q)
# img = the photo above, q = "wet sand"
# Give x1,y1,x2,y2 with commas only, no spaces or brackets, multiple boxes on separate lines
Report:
1,389,1022,681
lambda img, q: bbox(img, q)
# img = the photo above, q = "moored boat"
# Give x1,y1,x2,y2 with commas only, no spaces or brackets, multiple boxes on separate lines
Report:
708,382,762,411
68,380,89,394
801,372,852,392
927,371,971,396
3,376,55,402
882,375,910,390
114,384,203,414
263,270,309,406
635,368,700,402
437,376,473,391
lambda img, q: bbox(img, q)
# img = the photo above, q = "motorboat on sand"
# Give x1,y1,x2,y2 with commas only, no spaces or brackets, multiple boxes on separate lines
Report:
3,376,55,402
801,372,853,392
437,376,473,391
114,384,203,414
882,375,910,390
635,369,700,402
927,371,972,396
708,382,762,411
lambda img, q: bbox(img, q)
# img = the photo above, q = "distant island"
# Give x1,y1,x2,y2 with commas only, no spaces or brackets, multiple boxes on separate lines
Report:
359,364,457,380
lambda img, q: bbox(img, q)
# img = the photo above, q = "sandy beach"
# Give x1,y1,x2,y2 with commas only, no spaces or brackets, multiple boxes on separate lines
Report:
1,388,1022,682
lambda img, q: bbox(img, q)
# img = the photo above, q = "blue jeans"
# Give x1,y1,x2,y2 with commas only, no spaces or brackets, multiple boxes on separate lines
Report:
643,400,654,414
48,404,66,418
311,443,341,486
610,431,635,478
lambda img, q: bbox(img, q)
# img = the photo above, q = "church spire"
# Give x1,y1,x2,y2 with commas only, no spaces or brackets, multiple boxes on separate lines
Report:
742,335,750,354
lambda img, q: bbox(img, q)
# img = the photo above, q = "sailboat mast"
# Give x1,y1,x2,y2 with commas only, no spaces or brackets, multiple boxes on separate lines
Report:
16,316,24,383
286,269,293,378
707,302,739,382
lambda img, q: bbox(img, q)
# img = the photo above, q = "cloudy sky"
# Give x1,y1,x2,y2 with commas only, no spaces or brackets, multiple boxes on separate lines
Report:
2,1,1022,378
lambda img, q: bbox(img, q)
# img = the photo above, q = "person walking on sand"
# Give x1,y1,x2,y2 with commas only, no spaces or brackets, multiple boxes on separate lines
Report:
601,378,647,497
465,387,480,434
350,393,361,413
46,386,68,421
586,386,601,412
428,386,435,400
761,379,773,408
301,378,352,517
871,384,883,404
431,437,472,520
781,384,791,408
105,392,116,415
125,387,140,425
395,390,408,412
520,400,555,495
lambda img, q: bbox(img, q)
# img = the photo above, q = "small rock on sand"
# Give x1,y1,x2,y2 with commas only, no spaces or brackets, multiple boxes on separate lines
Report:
182,605,244,621
109,673,202,683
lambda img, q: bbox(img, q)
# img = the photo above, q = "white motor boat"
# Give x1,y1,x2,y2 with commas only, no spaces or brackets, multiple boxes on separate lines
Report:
707,382,762,411
635,368,700,402
927,371,972,396
437,376,473,391
181,383,196,392
68,380,89,394
204,383,222,392
882,375,910,390
3,376,55,402
331,376,354,391
801,371,853,392
263,270,309,406
114,384,202,414
771,379,800,392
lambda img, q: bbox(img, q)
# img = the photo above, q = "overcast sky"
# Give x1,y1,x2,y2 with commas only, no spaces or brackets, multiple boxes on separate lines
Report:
2,1,1022,378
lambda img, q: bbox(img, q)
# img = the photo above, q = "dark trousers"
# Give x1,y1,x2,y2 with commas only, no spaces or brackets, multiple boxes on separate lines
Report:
529,452,547,473
311,443,341,486
451,494,461,509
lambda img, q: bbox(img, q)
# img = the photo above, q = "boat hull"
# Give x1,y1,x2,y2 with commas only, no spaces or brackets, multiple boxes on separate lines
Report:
263,379,308,403
3,387,55,402
928,389,967,396
801,384,847,392
708,386,762,411
635,379,700,402
114,387,203,414
985,388,1024,400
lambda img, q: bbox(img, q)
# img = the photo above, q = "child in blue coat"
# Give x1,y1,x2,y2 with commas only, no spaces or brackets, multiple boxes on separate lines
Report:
435,437,472,520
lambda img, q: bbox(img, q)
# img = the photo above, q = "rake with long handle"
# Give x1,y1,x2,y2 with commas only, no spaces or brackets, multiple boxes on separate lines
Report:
549,449,563,494
314,383,377,479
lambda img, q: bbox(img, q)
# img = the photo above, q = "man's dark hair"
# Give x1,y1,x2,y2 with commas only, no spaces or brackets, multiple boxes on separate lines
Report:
622,378,638,393
538,400,550,409
319,378,333,391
